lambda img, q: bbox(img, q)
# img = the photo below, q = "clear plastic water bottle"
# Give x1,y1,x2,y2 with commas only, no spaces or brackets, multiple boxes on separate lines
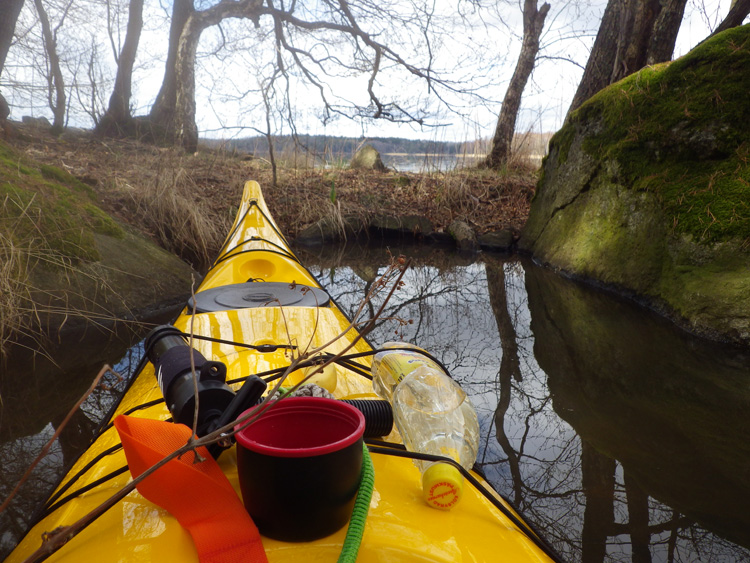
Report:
371,344,480,510
371,342,443,401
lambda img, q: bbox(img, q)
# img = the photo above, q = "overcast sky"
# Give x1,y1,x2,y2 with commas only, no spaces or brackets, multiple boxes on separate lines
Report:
4,0,741,142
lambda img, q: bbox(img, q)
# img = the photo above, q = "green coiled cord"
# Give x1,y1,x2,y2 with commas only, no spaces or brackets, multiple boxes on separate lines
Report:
338,443,375,563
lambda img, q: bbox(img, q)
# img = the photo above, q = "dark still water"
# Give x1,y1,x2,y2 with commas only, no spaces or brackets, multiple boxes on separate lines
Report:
2,243,750,562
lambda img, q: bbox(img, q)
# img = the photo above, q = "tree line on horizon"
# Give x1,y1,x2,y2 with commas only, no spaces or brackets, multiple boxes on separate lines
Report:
208,134,468,158
0,0,747,169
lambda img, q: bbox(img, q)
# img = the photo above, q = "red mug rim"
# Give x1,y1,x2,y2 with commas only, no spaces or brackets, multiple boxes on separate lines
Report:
234,396,365,458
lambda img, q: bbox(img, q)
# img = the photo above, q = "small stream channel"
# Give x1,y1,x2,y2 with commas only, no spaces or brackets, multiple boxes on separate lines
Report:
2,242,749,562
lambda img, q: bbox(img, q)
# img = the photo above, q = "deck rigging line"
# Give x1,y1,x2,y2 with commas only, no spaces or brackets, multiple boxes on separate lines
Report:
24,197,558,561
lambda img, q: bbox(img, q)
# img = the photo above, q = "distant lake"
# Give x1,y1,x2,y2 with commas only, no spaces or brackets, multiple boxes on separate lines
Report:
380,152,545,172
382,153,484,172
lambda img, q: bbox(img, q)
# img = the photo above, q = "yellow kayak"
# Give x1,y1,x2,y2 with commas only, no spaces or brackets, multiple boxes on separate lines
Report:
7,181,558,563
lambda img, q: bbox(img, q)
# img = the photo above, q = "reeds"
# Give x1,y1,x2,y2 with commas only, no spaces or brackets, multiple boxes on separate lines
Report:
0,194,122,355
0,229,28,353
122,151,234,271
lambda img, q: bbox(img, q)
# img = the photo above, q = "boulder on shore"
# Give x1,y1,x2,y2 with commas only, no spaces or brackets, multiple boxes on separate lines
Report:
0,140,194,338
448,220,478,253
519,25,750,345
349,144,387,171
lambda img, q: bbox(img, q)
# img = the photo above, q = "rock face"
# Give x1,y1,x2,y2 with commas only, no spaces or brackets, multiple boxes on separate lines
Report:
519,26,750,345
0,140,194,336
349,144,387,171
28,230,195,331
447,220,478,253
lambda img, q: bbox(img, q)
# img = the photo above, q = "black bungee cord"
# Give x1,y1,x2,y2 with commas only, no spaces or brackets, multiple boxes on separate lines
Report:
364,439,566,563
43,343,465,516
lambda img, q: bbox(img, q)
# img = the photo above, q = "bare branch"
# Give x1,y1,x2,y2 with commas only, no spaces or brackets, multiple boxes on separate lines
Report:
0,365,115,516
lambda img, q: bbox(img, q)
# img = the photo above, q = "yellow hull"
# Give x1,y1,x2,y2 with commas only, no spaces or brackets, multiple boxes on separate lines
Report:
8,181,555,563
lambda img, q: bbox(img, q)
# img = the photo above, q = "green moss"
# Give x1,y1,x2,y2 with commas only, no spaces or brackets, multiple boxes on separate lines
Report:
568,25,750,245
551,123,576,164
83,203,123,237
0,140,124,264
40,164,95,197
0,143,34,176
392,175,411,187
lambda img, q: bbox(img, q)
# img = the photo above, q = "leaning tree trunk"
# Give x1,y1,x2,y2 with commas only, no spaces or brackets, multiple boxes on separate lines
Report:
34,0,66,132
567,0,623,115
0,0,25,120
646,0,688,65
710,0,750,37
610,0,662,83
148,0,194,133
96,0,144,136
485,0,550,169
568,0,688,116
171,0,263,152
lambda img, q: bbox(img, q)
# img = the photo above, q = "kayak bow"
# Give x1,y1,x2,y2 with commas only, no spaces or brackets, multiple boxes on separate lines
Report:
7,181,557,563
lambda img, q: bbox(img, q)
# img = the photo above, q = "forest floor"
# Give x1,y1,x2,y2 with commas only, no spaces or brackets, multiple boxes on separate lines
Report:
4,122,539,267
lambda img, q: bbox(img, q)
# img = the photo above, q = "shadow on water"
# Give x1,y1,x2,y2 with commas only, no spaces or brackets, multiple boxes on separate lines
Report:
3,240,750,562
301,241,750,562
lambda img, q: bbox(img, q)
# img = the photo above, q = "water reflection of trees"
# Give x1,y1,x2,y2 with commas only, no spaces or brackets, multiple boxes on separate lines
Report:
307,243,750,563
0,339,143,559
6,242,750,562
529,266,750,562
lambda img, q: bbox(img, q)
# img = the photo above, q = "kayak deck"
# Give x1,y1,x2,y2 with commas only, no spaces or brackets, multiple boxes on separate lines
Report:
7,181,555,563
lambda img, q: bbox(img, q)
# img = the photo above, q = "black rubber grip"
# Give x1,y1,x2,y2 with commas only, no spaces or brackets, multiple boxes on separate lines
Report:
342,399,394,438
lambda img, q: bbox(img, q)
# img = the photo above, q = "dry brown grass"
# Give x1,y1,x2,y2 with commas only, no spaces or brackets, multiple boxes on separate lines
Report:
1,125,538,348
7,125,537,265
120,150,234,270
260,166,535,238
0,229,27,353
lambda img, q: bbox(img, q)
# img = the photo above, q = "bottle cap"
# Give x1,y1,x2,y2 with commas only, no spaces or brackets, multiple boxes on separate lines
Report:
422,463,463,510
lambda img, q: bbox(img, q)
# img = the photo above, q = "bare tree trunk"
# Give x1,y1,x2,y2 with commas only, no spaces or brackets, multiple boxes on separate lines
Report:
0,0,25,120
173,14,202,152
485,0,550,169
610,0,662,82
646,0,688,65
261,78,278,188
96,0,144,135
149,0,194,130
172,0,263,151
34,0,66,132
567,0,623,115
568,0,688,116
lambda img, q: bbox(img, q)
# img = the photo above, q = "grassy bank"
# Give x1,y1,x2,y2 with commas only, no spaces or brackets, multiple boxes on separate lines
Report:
0,124,538,347
6,124,537,265
0,138,129,351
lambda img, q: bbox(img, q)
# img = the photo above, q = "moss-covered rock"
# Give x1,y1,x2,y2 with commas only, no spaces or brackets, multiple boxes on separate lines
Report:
349,144,387,171
520,25,750,345
0,139,194,335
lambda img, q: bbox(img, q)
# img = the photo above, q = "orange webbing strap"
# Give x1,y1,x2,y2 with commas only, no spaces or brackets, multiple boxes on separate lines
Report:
114,415,268,563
